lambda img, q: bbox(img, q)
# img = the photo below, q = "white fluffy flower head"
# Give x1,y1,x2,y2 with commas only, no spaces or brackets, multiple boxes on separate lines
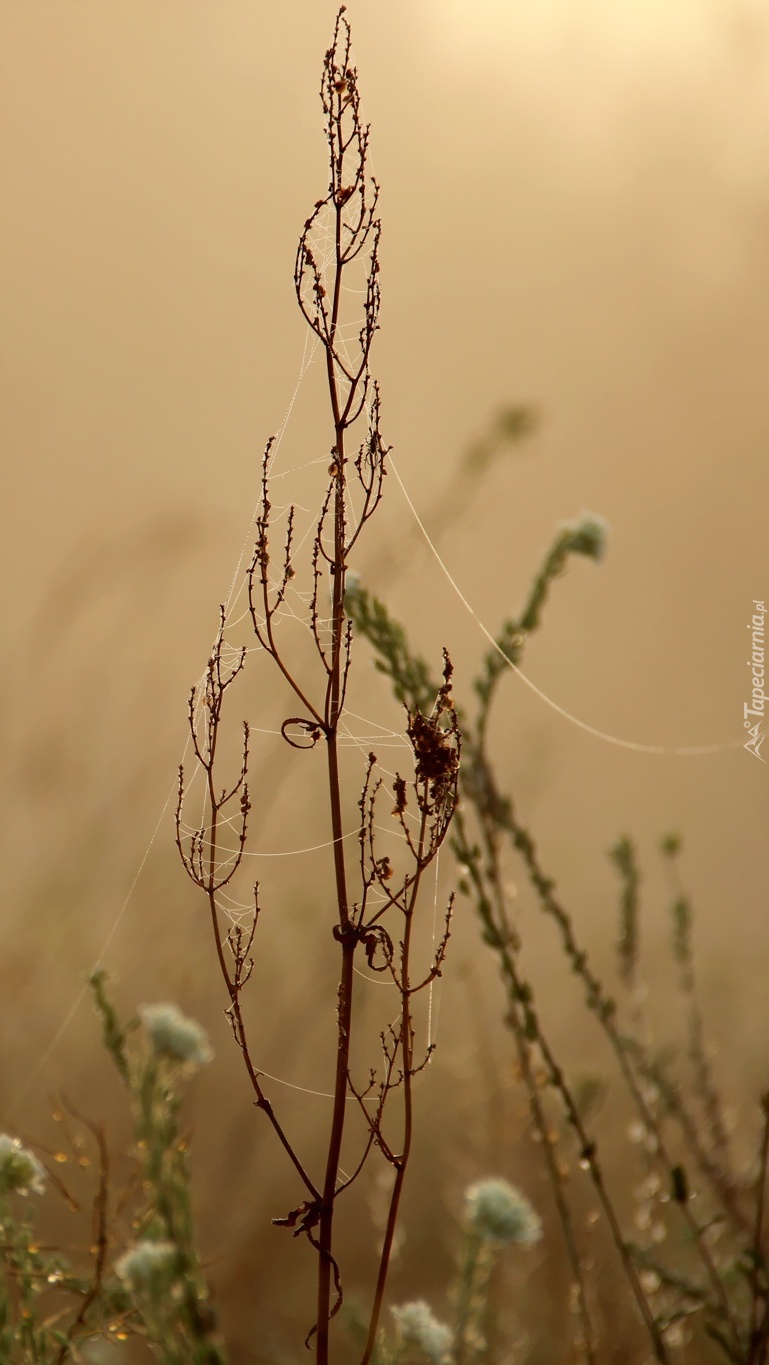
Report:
391,1300,453,1362
465,1177,542,1246
139,1003,213,1068
115,1240,180,1292
0,1134,46,1197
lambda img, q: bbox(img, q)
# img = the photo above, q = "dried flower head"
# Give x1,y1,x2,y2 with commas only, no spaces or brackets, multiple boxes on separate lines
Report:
391,1300,453,1362
139,1003,213,1068
465,1177,542,1246
0,1134,46,1197
115,1239,180,1292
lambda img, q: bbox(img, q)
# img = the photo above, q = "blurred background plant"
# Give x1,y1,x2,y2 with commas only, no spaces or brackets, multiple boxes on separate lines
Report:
348,512,769,1363
0,979,222,1364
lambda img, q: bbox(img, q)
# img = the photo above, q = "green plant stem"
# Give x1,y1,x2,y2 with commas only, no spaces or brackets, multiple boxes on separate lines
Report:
507,812,741,1356
456,808,598,1365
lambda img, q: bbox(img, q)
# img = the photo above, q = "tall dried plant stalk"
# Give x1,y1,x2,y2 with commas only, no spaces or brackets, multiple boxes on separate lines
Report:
176,11,459,1361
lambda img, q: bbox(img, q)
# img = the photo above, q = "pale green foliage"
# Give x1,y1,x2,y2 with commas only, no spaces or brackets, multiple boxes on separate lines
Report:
0,977,226,1363
90,975,225,1364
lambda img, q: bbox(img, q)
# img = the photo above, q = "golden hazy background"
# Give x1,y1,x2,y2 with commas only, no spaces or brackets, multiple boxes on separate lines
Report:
2,1,769,1358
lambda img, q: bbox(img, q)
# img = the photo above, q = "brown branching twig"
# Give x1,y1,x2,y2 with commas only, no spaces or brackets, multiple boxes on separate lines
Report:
176,11,458,1361
52,1098,109,1364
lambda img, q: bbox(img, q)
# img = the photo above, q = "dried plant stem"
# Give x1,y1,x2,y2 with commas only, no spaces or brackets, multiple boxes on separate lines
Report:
360,816,428,1365
53,1099,109,1365
177,13,458,1359
316,750,354,1361
313,35,368,1357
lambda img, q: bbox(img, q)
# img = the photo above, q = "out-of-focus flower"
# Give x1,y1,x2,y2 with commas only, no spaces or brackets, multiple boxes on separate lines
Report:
115,1240,180,1292
139,1003,213,1068
464,1177,542,1246
0,1134,46,1197
391,1299,453,1361
561,511,609,562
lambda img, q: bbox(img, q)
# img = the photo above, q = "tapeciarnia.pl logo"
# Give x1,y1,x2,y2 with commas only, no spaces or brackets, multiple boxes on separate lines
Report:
744,599,766,761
